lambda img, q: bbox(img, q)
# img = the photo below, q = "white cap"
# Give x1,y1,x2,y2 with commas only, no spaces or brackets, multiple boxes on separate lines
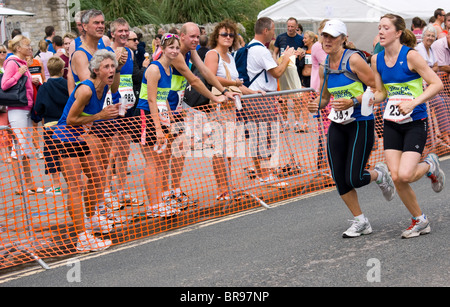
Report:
322,19,347,37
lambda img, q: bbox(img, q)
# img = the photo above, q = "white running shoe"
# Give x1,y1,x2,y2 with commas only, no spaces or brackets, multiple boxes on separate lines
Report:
145,203,180,218
374,162,396,201
401,216,431,239
424,153,445,193
45,187,62,196
85,214,114,234
76,231,112,252
342,218,373,238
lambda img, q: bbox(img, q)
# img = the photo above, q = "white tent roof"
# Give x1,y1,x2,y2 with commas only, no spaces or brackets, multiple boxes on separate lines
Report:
0,7,34,16
258,0,449,22
258,0,449,52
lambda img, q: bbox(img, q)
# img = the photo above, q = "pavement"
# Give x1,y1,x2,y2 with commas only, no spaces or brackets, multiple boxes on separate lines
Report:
0,157,448,288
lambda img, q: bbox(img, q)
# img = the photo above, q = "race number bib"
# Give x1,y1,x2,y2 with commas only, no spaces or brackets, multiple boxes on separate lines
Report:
383,95,413,124
102,90,114,109
118,87,135,109
157,101,170,127
328,107,355,125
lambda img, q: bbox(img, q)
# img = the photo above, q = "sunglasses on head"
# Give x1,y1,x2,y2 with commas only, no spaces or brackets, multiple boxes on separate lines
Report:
219,32,235,38
161,33,179,45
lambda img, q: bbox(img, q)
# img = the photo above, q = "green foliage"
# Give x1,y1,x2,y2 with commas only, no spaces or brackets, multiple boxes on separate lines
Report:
79,0,279,39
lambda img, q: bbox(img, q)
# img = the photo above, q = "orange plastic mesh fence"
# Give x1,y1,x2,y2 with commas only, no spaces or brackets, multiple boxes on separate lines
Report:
1,73,450,270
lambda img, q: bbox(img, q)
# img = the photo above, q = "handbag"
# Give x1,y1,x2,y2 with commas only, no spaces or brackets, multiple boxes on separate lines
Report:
211,61,242,98
0,60,29,107
183,64,212,109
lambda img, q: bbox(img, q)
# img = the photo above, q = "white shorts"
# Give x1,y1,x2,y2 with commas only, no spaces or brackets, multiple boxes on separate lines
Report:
8,109,34,157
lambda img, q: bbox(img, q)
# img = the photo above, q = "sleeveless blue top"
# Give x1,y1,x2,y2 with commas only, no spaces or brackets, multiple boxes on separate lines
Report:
376,45,426,121
326,49,372,121
167,51,191,111
71,45,114,84
137,61,172,111
53,79,109,142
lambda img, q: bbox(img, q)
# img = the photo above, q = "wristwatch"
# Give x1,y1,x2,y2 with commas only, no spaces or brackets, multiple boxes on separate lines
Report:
221,88,230,95
351,97,359,106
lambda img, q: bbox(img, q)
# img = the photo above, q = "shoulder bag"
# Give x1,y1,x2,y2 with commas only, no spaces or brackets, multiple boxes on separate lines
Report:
0,60,29,107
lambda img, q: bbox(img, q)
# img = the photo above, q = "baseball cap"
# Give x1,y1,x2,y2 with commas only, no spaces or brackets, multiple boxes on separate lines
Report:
322,19,347,37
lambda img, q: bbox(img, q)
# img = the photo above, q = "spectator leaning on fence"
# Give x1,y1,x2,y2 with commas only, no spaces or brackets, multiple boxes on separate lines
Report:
132,33,182,218
245,17,295,186
204,20,263,201
52,49,123,251
159,22,235,208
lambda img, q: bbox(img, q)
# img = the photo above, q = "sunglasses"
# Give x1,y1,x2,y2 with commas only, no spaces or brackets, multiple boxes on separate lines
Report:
161,33,179,45
0,51,6,54
128,38,138,42
219,32,235,38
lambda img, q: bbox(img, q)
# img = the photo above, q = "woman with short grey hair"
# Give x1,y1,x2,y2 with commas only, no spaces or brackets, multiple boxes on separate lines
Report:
415,25,438,71
52,49,121,252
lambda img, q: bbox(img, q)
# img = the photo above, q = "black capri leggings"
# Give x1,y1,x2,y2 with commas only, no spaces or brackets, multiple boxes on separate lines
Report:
327,119,375,196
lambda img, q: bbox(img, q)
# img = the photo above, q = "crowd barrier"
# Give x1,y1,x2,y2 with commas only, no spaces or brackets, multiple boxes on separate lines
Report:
1,72,450,271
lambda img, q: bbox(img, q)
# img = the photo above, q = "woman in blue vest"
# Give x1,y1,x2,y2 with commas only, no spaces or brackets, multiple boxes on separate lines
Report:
133,34,182,218
371,14,445,239
308,20,396,238
53,49,121,252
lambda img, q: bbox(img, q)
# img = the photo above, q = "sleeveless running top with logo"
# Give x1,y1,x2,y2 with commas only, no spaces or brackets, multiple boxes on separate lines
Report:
53,79,109,142
137,60,172,127
376,45,426,122
167,51,191,112
116,47,135,111
326,49,372,123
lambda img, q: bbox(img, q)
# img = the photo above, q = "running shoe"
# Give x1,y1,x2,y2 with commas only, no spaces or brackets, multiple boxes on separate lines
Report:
424,153,445,193
342,218,373,238
76,231,112,252
45,187,62,196
401,216,431,239
258,174,289,188
216,191,231,201
374,162,396,201
145,203,180,218
172,192,195,210
85,214,114,234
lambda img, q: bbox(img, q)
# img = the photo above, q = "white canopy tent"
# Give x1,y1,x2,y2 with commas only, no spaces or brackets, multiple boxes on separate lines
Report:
0,5,35,44
258,0,449,52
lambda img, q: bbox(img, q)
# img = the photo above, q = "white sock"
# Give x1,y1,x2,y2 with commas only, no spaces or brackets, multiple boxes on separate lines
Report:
375,170,383,183
425,161,435,175
355,214,366,222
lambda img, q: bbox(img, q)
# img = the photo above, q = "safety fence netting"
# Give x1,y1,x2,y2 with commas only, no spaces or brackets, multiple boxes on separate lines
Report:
1,73,450,270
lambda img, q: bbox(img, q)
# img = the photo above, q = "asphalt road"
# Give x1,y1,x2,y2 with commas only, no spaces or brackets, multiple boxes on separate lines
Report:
1,159,449,290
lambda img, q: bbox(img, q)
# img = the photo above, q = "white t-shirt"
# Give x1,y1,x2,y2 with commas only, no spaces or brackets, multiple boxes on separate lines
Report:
415,42,437,68
246,39,278,92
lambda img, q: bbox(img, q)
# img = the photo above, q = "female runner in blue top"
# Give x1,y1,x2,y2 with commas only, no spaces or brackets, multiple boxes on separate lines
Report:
133,34,182,218
53,49,121,252
308,20,396,238
371,14,445,239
